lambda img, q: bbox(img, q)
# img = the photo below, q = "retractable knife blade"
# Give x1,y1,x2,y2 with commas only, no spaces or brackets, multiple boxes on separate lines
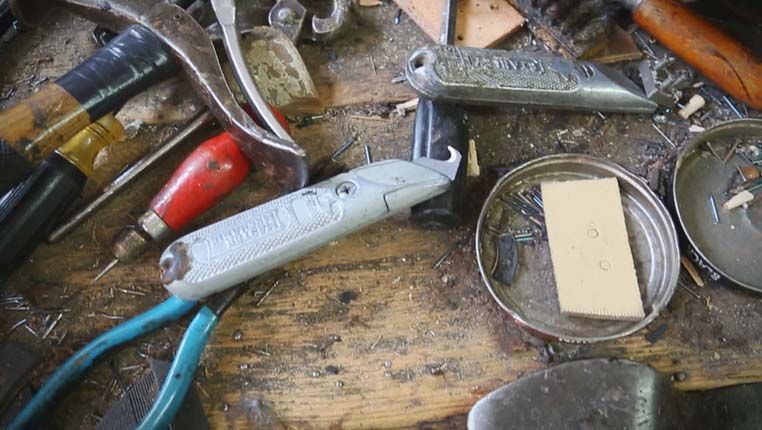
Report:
160,147,462,300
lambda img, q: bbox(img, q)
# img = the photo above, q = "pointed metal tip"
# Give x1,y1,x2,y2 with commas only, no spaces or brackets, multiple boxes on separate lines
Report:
92,259,119,284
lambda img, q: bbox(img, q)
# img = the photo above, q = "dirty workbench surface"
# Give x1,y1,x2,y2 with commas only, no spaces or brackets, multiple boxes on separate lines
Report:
2,3,762,429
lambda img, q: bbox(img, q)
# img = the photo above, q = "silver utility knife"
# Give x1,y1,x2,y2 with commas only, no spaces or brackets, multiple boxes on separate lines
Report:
160,148,462,300
406,45,657,114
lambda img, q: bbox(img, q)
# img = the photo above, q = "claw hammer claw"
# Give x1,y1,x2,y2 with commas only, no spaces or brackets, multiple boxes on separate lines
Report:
11,0,309,191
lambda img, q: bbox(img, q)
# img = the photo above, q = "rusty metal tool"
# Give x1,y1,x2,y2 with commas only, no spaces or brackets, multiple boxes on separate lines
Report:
268,0,350,43
507,0,618,59
10,0,309,191
50,23,318,242
160,147,462,300
620,0,762,110
406,45,657,113
0,0,248,196
212,0,292,142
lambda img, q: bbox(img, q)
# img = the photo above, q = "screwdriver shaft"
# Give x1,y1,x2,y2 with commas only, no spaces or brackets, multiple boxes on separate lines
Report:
48,110,213,243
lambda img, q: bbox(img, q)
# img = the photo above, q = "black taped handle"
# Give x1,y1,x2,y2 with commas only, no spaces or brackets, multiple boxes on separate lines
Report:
0,140,34,196
56,25,178,120
0,155,86,284
410,97,468,229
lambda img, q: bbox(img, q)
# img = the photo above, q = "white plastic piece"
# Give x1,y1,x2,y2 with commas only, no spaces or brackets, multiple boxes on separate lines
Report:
678,95,705,120
724,190,754,210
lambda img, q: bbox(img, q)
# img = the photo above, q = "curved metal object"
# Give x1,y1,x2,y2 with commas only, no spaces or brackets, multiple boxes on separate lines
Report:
311,0,350,41
11,0,308,191
673,118,762,292
267,0,306,43
476,154,680,343
268,0,349,42
212,0,294,142
469,359,762,430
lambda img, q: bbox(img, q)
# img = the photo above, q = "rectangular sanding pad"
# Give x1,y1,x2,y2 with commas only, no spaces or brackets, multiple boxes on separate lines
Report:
541,178,644,321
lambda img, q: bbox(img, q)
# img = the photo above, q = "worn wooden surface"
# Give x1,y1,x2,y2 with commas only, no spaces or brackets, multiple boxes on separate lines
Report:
2,3,762,430
392,0,523,47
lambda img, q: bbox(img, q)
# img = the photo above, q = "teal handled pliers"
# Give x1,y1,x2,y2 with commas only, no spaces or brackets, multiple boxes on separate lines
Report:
10,286,244,429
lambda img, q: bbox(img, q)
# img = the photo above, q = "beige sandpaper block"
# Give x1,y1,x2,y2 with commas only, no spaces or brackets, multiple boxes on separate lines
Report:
541,178,645,321
393,0,524,48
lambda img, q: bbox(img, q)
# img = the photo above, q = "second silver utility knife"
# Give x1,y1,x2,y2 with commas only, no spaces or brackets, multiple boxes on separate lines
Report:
406,45,657,114
160,148,462,300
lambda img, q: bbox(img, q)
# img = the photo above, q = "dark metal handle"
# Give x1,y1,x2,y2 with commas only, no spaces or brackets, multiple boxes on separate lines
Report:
410,97,468,229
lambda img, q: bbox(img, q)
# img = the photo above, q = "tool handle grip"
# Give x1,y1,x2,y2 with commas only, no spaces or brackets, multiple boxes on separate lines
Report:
150,106,287,232
0,25,176,183
0,155,86,283
632,0,762,109
410,97,467,229
160,159,452,300
150,133,251,231
0,141,35,197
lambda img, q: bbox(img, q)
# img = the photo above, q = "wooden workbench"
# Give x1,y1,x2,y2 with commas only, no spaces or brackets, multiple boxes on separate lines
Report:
2,3,762,429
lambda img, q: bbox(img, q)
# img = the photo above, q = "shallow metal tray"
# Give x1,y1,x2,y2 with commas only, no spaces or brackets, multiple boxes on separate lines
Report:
476,154,680,343
673,119,762,292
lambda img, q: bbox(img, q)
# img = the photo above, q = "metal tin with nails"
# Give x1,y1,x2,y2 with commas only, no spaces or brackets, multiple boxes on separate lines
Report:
672,119,762,293
476,154,680,343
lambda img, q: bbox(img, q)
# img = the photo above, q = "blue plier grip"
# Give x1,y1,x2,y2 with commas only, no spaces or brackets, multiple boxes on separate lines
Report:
137,306,219,430
9,296,197,430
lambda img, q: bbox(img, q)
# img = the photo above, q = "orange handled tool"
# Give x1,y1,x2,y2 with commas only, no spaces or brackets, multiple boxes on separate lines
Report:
622,0,762,109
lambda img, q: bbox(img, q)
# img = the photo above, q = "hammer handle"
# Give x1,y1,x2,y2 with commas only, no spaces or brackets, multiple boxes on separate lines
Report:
632,0,762,109
0,25,176,194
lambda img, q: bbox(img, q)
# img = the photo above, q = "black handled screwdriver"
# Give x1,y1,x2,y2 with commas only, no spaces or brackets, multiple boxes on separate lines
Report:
409,0,468,229
0,115,124,284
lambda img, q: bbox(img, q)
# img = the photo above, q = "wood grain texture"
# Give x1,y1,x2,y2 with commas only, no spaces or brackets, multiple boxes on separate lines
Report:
634,0,762,109
1,4,762,430
392,0,524,48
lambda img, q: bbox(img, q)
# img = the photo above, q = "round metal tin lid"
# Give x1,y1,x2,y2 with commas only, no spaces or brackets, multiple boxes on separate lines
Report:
673,118,762,293
476,154,680,343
